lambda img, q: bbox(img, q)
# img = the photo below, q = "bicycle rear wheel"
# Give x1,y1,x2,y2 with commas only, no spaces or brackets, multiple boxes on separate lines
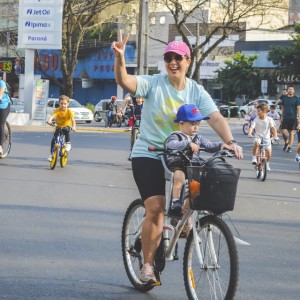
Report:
183,215,239,300
121,198,154,292
60,147,68,167
50,148,58,170
0,121,12,159
260,159,267,181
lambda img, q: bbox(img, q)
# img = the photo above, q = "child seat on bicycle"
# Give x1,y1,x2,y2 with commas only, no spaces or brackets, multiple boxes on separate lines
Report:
164,104,232,218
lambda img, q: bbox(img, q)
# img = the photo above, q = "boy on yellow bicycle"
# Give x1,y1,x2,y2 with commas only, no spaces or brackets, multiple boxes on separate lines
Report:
47,95,76,161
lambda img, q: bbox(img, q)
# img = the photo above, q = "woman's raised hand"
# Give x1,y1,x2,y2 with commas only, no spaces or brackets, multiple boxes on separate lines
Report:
112,30,129,58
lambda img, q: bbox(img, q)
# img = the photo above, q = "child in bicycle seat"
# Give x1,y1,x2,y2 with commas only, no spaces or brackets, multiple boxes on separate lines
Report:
248,102,279,171
47,95,76,162
164,104,231,218
247,100,259,121
267,105,280,120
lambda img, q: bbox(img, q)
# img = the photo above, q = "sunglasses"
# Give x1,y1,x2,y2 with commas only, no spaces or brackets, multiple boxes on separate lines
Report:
164,53,185,63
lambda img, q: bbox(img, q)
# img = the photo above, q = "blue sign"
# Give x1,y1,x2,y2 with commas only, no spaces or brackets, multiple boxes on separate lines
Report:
35,45,136,80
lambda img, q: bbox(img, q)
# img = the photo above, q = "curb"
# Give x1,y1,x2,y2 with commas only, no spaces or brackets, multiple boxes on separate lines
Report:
11,118,243,133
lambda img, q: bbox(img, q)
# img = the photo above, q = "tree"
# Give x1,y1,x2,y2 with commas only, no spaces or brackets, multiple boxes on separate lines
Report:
35,0,128,97
151,0,288,82
268,24,300,76
216,52,261,101
217,52,278,101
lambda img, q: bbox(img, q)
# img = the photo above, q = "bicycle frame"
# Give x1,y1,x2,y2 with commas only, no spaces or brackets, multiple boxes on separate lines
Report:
254,135,268,181
130,154,211,265
52,129,66,156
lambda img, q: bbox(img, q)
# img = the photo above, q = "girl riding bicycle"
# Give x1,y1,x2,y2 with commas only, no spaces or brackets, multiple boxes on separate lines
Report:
0,78,11,156
47,95,76,161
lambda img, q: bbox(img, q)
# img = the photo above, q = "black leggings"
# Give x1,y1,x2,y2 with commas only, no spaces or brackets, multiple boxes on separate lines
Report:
50,127,71,152
132,157,165,202
0,105,10,146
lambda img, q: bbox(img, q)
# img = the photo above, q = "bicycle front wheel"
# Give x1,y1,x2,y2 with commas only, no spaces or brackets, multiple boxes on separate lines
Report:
260,159,267,181
242,123,249,135
0,121,12,159
60,147,68,167
121,199,154,292
50,148,58,170
183,215,239,300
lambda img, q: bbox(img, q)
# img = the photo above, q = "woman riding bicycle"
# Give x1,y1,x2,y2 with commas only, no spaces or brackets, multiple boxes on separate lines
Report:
112,31,243,286
0,78,11,156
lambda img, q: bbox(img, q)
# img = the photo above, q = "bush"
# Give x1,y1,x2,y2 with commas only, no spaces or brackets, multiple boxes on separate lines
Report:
86,103,94,113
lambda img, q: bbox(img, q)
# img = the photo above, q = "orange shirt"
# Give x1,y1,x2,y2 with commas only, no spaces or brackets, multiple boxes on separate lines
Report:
52,108,74,127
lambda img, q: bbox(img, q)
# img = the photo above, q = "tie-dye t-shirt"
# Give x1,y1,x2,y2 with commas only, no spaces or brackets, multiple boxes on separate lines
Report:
132,74,218,159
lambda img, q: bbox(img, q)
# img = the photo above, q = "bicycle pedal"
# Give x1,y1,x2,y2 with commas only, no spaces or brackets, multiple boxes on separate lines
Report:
173,254,179,260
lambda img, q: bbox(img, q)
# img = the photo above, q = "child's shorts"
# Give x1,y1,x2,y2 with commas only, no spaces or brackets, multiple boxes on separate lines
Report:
254,137,271,150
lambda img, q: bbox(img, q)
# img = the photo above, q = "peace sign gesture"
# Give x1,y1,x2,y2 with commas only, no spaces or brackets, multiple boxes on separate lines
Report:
112,30,129,58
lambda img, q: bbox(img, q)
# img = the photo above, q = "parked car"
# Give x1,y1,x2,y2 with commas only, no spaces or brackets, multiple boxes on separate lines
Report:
213,99,226,107
94,98,126,122
239,99,278,117
47,98,93,123
218,104,240,118
10,98,24,113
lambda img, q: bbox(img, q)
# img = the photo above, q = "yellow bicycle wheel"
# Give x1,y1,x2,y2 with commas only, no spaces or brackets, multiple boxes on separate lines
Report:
60,147,68,168
50,148,58,170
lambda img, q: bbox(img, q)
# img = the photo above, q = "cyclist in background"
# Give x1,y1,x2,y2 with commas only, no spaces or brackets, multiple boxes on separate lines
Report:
295,130,300,163
0,78,11,156
267,105,280,120
248,102,279,171
247,100,259,121
106,95,118,127
112,31,242,286
47,95,76,161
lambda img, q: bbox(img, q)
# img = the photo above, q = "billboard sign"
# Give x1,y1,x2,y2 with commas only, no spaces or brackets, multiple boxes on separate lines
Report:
18,0,63,49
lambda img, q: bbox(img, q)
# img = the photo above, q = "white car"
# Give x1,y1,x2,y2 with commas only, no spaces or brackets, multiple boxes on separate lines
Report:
47,98,93,123
94,98,125,122
239,99,279,117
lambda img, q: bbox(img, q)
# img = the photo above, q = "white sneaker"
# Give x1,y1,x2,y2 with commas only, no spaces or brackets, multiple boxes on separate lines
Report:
47,155,53,162
0,145,3,155
295,155,300,163
65,143,71,151
251,156,257,165
266,162,271,171
140,263,159,285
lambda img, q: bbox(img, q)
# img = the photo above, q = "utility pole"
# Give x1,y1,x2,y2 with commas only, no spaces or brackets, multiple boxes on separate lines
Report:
137,0,148,75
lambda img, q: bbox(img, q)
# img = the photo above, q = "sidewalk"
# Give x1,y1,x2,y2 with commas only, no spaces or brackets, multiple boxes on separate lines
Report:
11,118,244,133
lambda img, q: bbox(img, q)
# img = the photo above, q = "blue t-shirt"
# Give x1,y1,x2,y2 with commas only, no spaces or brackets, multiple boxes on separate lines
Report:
131,74,218,159
281,95,300,119
0,80,10,109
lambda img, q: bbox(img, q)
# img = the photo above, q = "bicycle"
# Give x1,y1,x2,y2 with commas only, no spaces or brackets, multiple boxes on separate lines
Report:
242,116,255,135
0,121,12,159
47,123,71,170
130,115,141,150
249,134,272,181
121,147,242,299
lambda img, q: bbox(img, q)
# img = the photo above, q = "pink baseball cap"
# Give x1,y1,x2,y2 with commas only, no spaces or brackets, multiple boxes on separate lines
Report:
164,41,191,57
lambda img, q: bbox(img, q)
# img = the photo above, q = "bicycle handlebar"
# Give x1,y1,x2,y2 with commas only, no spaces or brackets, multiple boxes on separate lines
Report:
148,146,235,166
46,122,73,131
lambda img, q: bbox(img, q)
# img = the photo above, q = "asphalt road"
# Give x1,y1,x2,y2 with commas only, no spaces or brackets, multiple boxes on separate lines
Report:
0,123,299,299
